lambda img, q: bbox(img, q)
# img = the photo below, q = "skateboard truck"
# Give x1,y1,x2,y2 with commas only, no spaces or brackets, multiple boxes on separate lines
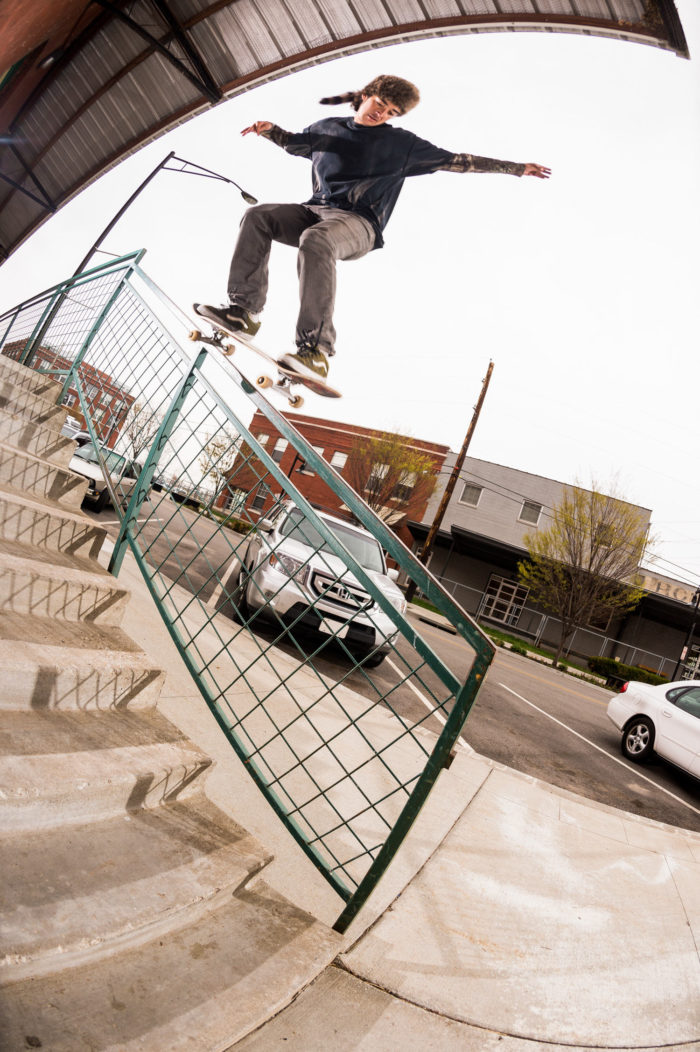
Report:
188,327,305,409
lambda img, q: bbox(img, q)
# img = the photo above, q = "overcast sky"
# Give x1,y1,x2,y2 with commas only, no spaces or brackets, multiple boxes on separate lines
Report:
1,1,699,586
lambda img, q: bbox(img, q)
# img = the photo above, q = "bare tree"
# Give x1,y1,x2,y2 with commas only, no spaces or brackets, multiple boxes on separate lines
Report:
199,425,242,497
518,482,651,666
121,401,163,461
345,431,438,526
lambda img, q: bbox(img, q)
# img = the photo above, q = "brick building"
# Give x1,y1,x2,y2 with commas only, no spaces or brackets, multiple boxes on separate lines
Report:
226,411,449,550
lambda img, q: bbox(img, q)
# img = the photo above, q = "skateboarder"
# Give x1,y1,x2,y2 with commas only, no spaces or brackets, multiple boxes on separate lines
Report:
195,74,550,384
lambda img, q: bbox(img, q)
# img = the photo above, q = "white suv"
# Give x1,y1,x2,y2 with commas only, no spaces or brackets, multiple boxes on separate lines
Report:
236,501,406,666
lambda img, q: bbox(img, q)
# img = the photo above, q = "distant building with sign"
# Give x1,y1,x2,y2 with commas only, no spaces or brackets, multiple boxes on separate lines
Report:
409,454,697,679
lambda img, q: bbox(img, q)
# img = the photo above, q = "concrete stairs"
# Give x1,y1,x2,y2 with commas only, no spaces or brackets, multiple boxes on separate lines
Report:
0,354,340,1049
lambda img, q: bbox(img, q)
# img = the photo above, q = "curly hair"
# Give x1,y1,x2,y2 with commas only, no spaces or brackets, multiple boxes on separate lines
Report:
319,75,420,115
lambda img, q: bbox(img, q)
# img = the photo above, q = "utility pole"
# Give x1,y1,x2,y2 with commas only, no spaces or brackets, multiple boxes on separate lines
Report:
405,361,494,603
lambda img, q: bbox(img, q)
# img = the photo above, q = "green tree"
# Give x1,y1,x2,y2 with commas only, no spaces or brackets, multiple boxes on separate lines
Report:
345,431,438,526
518,483,651,667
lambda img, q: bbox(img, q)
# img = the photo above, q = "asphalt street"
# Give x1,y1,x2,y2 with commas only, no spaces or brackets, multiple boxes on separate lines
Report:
90,497,700,834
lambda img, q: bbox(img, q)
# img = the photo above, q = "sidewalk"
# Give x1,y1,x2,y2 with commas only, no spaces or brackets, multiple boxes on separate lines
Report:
114,545,700,1050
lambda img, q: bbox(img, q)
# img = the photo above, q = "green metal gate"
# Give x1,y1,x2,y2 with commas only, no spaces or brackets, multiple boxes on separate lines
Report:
1,252,494,932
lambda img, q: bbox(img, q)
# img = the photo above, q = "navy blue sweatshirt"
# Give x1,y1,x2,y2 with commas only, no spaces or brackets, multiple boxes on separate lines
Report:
263,116,525,248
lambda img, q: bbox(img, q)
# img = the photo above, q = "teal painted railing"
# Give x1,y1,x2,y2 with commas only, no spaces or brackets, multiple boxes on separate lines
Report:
0,253,495,932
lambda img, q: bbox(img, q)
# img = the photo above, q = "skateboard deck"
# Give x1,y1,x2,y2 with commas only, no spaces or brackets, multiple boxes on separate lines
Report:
189,311,341,408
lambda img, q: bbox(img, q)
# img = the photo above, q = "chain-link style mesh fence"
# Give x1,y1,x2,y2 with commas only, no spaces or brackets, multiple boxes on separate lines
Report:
1,253,494,931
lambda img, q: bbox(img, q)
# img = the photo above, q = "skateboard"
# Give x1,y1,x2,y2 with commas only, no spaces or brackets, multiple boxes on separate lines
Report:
188,312,341,409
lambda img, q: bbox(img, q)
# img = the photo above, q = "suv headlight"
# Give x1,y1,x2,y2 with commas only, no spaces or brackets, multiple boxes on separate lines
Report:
269,552,309,584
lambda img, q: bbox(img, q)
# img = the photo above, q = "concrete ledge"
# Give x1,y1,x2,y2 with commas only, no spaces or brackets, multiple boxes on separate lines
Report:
1,791,273,981
0,732,213,831
0,878,342,1052
0,356,65,400
0,408,75,466
0,488,107,559
0,441,86,508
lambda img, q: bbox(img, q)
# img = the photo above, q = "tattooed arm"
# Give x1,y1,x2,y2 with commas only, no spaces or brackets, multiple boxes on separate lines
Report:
442,154,550,178
241,122,313,158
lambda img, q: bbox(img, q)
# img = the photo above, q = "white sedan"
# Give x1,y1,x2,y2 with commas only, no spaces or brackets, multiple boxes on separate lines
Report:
607,680,700,778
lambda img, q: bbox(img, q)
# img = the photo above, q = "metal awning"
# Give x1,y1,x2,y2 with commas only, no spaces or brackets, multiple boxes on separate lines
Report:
0,0,688,263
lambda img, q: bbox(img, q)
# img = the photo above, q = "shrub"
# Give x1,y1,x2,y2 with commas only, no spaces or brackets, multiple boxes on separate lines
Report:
587,656,668,687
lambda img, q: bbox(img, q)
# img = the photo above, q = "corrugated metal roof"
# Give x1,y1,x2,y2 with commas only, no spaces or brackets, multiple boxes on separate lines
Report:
0,0,688,262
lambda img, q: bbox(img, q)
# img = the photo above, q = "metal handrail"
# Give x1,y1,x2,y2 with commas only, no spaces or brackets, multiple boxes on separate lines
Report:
1,256,495,932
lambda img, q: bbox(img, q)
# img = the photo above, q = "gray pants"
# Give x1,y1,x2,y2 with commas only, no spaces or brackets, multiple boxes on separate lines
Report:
227,203,375,355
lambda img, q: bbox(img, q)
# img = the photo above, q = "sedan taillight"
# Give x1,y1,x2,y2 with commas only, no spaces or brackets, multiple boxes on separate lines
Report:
619,681,629,693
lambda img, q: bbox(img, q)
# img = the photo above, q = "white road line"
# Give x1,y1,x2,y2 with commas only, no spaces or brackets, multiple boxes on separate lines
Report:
100,518,156,526
500,682,700,818
385,657,470,752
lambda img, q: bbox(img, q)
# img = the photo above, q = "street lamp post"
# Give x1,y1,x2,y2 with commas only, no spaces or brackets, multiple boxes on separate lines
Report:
22,152,257,369
74,151,257,276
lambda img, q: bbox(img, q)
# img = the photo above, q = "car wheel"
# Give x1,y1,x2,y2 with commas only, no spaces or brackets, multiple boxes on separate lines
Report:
94,489,111,513
235,563,252,621
358,649,387,669
621,717,655,763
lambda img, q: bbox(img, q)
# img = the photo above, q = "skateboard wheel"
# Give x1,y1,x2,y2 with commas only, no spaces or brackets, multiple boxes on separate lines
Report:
188,329,201,341
257,375,273,389
223,341,236,356
289,395,304,409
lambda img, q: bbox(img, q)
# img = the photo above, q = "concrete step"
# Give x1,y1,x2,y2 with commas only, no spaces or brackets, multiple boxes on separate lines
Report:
0,378,68,431
0,708,210,831
0,352,66,402
0,488,107,561
0,791,273,981
0,542,129,625
0,439,86,508
0,876,341,1051
0,611,165,710
0,404,76,466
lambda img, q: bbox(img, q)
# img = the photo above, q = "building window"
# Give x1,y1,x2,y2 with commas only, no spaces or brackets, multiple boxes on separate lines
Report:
459,483,482,507
330,451,347,470
271,439,288,463
588,609,613,632
393,472,416,503
480,575,529,627
519,500,542,526
256,432,270,447
251,491,267,512
367,462,388,494
297,446,324,475
223,488,247,514
61,393,77,408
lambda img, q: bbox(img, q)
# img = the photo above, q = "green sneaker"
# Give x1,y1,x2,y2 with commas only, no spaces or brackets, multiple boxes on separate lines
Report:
279,344,330,382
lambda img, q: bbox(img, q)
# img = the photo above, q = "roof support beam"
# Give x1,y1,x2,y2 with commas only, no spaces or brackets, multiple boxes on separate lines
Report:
0,143,56,213
92,0,222,102
148,0,222,101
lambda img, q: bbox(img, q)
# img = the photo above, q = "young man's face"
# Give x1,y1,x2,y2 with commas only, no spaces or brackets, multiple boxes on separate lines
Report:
354,94,401,127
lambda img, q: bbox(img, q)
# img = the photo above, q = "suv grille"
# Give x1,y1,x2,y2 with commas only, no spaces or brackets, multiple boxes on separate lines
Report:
310,570,372,613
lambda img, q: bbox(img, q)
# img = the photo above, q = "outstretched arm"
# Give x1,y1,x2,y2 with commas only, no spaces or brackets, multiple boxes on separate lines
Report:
523,163,551,179
441,153,550,177
241,121,273,137
240,121,306,153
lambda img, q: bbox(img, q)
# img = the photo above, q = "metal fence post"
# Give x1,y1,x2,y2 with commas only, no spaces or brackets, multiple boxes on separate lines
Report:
17,289,66,366
109,348,208,576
